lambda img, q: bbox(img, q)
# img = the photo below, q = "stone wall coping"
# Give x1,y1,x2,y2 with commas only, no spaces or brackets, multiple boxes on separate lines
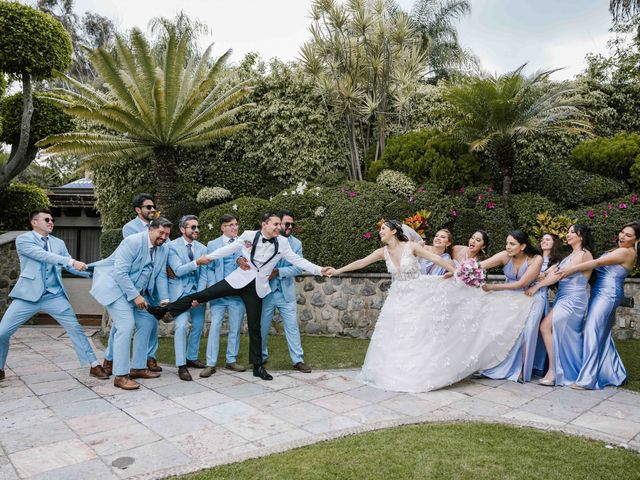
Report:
0,231,26,247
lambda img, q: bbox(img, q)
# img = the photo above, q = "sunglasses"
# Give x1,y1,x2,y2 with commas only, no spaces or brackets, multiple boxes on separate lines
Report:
188,225,200,231
142,205,156,211
43,217,55,223
283,222,295,228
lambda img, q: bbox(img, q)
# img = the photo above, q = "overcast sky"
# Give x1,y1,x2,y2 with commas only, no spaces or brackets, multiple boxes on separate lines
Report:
61,0,614,80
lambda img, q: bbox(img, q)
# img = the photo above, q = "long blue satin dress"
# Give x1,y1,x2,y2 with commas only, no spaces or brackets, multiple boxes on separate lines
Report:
420,253,452,276
480,257,541,382
575,256,628,389
532,256,551,376
550,255,589,386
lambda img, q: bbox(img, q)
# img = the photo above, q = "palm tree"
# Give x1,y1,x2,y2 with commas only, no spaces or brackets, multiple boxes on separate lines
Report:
610,0,640,24
444,64,591,208
37,26,254,212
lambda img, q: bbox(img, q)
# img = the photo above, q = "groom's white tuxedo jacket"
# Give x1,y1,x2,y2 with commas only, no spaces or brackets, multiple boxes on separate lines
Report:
206,230,321,298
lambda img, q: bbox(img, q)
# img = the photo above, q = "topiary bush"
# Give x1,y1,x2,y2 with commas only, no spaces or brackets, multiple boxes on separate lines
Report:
0,93,73,146
571,132,640,183
99,228,122,258
0,183,50,230
198,197,270,244
376,169,416,197
196,186,232,207
509,193,559,234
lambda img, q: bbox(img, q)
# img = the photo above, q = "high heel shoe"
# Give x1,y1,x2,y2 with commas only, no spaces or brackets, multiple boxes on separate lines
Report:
538,378,555,386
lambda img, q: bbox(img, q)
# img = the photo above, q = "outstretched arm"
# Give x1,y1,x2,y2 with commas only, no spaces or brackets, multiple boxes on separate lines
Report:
479,251,508,270
412,244,455,273
332,249,385,275
559,247,634,278
485,255,543,292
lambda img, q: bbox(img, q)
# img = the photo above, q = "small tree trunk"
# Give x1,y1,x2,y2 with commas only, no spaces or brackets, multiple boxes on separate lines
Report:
0,73,34,191
153,147,178,216
502,173,512,211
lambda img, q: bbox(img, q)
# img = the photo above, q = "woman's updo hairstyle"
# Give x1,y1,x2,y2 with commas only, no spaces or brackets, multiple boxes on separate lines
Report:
384,220,409,242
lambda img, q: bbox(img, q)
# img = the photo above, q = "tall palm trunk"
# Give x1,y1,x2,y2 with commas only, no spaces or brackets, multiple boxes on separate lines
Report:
153,147,178,216
493,139,516,210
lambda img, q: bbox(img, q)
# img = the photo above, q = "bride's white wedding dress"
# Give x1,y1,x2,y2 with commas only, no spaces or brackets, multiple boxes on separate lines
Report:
360,243,533,392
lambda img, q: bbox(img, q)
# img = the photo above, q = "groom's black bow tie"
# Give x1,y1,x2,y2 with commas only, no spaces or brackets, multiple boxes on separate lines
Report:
261,237,275,244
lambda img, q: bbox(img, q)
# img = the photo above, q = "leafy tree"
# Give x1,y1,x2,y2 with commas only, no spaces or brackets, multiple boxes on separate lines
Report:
0,1,72,190
37,25,254,213
444,64,592,208
610,0,640,24
571,132,640,185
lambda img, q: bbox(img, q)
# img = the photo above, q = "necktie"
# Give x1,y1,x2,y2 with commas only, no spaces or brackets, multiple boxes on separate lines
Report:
42,237,49,251
262,237,275,244
150,247,155,262
186,243,194,261
228,237,235,244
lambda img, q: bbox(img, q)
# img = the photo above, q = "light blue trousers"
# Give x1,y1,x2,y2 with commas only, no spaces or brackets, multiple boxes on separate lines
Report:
106,296,157,376
0,294,97,369
206,297,244,366
104,305,158,362
174,303,206,366
261,290,304,365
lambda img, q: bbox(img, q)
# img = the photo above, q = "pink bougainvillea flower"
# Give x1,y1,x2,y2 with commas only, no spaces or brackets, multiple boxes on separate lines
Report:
487,187,493,192
459,187,465,193
603,210,609,217
587,210,595,218
632,194,638,204
349,191,357,198
451,209,458,217
478,194,483,200
417,186,425,192
408,196,415,203
608,203,613,209
619,203,628,209
363,232,372,240
487,202,495,210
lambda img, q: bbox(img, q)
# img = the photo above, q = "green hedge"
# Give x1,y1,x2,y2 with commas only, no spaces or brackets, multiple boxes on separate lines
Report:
0,183,50,230
571,132,640,184
99,228,122,258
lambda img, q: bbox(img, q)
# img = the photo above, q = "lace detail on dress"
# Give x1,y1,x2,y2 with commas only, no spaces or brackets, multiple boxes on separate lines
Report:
384,243,421,281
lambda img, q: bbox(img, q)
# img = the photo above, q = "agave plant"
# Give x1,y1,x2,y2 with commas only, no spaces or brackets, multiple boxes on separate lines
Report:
37,26,254,211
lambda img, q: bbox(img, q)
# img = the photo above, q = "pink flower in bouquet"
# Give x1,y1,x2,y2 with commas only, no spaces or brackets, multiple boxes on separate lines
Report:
455,259,486,288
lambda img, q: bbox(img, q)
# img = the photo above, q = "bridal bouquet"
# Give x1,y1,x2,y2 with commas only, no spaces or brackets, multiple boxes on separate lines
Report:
456,259,486,288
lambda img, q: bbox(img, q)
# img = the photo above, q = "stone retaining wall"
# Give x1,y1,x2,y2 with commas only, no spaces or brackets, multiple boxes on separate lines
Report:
0,232,23,318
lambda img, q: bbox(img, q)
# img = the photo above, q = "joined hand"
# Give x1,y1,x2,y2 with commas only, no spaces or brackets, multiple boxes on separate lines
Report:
72,260,88,271
322,266,336,277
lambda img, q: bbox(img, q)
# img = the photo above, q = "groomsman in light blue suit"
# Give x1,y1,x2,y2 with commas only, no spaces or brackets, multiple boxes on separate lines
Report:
90,217,171,390
167,215,210,381
200,214,246,378
103,193,162,375
0,209,108,382
259,211,311,373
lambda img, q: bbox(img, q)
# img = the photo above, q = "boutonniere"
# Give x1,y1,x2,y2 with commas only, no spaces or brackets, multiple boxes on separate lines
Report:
244,241,252,249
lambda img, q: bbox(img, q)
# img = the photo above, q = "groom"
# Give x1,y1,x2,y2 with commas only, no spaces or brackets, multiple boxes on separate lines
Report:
149,212,330,380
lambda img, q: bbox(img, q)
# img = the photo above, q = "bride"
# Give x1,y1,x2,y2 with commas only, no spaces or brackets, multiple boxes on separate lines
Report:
327,220,533,393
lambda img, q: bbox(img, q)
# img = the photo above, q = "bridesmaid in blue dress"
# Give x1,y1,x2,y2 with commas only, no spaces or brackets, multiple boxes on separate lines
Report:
557,221,639,389
420,229,455,275
533,224,594,386
477,230,543,382
452,230,490,266
529,234,565,376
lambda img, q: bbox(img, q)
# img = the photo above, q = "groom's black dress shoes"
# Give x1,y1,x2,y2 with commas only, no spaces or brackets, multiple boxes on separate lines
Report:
178,366,193,381
147,305,172,322
253,366,273,381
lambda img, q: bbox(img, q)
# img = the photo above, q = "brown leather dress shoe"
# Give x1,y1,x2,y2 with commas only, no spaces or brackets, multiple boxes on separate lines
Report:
147,358,163,372
102,359,113,376
90,365,110,379
130,368,161,379
114,375,140,390
225,362,247,372
199,366,216,378
178,366,193,381
186,359,206,369
293,362,312,373
0,369,4,381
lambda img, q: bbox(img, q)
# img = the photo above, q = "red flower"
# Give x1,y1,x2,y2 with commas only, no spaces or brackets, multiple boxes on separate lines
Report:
296,227,301,234
487,201,495,210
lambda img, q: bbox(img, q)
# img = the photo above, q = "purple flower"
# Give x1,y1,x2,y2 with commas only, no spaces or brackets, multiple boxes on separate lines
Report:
587,210,595,219
451,209,458,217
619,203,627,209
487,201,495,210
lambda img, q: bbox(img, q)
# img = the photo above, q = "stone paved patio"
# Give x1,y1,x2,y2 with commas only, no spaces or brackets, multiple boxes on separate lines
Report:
1,326,639,479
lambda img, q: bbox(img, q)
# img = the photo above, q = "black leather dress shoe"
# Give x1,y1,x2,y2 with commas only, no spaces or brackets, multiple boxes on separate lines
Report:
178,366,193,381
186,359,206,369
146,305,171,321
0,369,4,381
253,366,273,381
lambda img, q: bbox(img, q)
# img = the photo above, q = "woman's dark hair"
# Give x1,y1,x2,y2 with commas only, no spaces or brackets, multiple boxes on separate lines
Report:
620,221,640,258
571,223,594,255
384,220,408,242
508,230,540,257
435,229,454,258
473,229,490,257
541,233,565,266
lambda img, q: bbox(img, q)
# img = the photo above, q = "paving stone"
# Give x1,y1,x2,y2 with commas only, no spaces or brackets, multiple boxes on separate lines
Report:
0,420,76,454
52,397,118,419
65,410,133,437
135,373,184,389
346,385,400,403
344,403,404,425
0,406,56,432
142,411,216,438
474,387,534,408
445,379,493,396
271,402,335,426
379,395,440,417
412,389,468,407
0,455,18,480
607,390,640,406
82,423,162,456
469,377,508,387
29,378,83,396
280,384,334,401
449,397,512,417
0,385,35,402
28,458,118,480
259,374,307,391
123,399,188,422
571,412,640,441
501,409,566,427
105,389,165,409
197,400,260,425
19,370,74,385
543,387,615,409
194,373,248,389
103,440,190,478
9,438,96,478
590,399,640,423
254,427,313,448
315,375,363,392
43,388,101,408
518,397,584,423
151,380,210,399
217,382,272,399
303,414,362,434
242,391,300,411
0,395,46,415
224,413,295,441
169,425,249,461
172,390,235,411
310,392,370,413
498,380,554,398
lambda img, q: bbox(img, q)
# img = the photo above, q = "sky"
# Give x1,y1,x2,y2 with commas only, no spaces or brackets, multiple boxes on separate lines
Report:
52,0,615,80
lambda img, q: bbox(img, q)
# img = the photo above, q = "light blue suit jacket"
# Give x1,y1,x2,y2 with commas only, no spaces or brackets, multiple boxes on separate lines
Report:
268,236,303,303
167,238,208,301
206,236,242,287
122,217,148,238
90,231,169,307
10,231,89,303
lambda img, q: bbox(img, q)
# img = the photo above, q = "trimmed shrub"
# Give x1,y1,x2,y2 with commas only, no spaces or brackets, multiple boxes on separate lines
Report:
509,193,559,234
376,169,416,197
0,183,50,230
99,228,122,258
571,132,640,182
198,197,270,244
196,187,232,207
531,212,577,242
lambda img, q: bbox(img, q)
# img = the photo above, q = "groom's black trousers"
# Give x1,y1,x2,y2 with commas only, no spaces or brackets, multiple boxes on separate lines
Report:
167,279,263,367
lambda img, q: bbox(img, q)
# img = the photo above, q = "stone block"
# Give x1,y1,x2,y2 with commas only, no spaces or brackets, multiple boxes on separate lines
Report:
379,280,392,292
351,298,364,311
314,276,326,284
371,298,384,310
303,281,315,292
310,292,326,307
321,309,333,321
342,285,356,295
299,309,313,322
327,322,343,334
296,294,306,305
322,283,336,295
330,277,342,285
342,313,354,327
361,282,376,296
305,322,321,334
330,297,348,311
350,277,364,285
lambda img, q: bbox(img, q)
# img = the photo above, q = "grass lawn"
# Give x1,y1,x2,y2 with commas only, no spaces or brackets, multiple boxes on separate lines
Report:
617,339,640,392
172,422,640,480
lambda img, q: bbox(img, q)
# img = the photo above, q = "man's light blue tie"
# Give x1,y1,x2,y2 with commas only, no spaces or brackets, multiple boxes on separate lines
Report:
42,237,49,251
150,247,155,262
